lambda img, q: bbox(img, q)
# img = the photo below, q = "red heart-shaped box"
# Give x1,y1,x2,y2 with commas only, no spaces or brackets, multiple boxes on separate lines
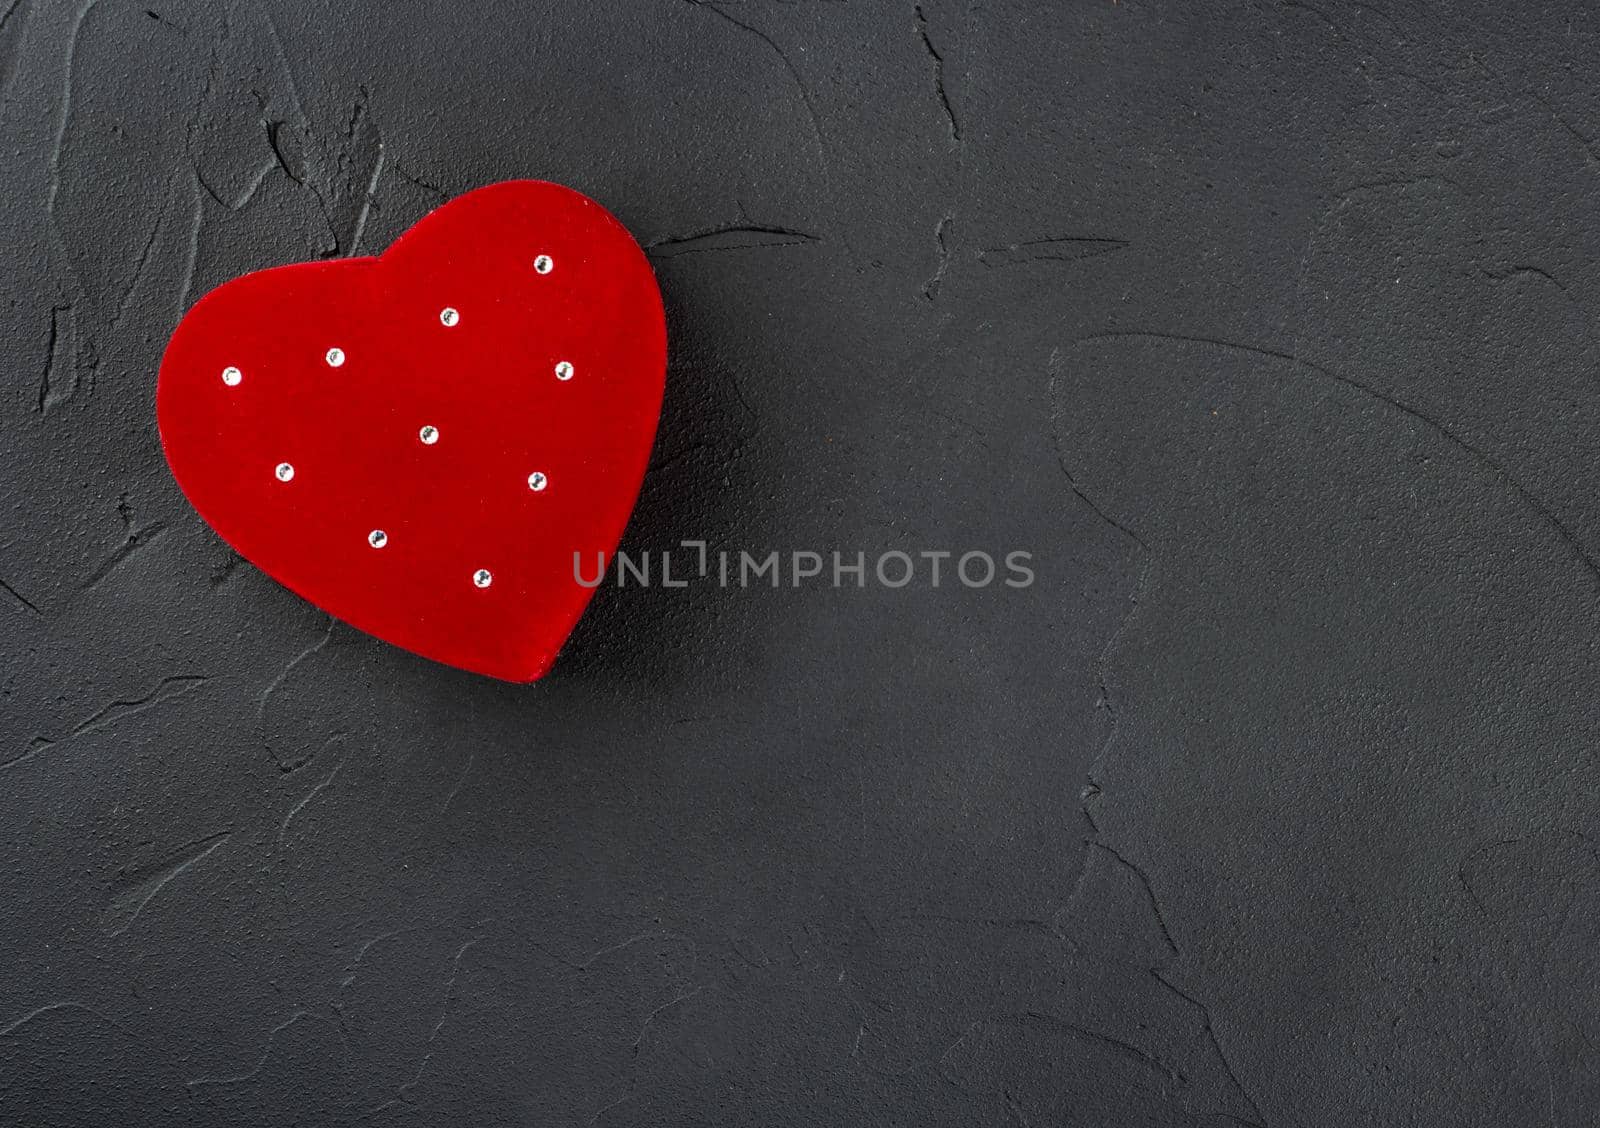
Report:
157,180,666,682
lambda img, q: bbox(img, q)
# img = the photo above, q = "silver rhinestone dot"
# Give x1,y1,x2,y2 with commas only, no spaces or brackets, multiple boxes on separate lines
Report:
221,366,242,386
368,529,388,549
419,425,439,445
275,462,295,482
473,568,493,588
439,307,459,327
528,472,548,491
326,347,345,367
533,254,554,274
554,361,574,381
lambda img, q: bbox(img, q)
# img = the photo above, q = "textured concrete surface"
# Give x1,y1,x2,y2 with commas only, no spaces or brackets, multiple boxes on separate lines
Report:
2,1,1598,1124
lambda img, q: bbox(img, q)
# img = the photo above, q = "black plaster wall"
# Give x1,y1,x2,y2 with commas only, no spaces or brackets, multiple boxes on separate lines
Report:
2,1,1597,1124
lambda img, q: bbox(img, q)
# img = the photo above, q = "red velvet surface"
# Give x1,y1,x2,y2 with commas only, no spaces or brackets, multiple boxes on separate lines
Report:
157,180,667,682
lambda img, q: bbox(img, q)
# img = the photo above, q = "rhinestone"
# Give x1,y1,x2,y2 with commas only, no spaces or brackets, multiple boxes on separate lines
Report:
368,530,388,548
533,254,553,274
275,462,294,482
554,361,574,381
326,347,345,367
221,366,242,386
439,307,459,327
473,568,493,588
419,425,439,445
528,471,548,491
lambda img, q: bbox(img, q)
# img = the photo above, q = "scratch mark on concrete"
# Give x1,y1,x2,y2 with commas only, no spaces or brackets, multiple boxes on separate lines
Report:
279,759,344,844
1155,970,1268,1125
1047,347,1150,552
81,494,167,591
143,6,188,36
36,304,77,414
648,224,819,258
1090,840,1182,957
391,159,448,202
187,1009,307,1088
337,926,419,994
0,575,40,617
587,1093,633,1126
526,930,693,974
0,0,33,106
980,236,1127,268
47,0,103,250
360,934,484,1118
5,673,208,773
198,150,278,213
1481,263,1568,293
310,85,382,257
923,213,954,300
1286,175,1446,361
349,142,386,255
107,175,176,336
681,0,832,181
177,170,204,313
438,752,476,819
1077,330,1600,593
103,828,231,936
263,119,302,184
258,615,334,772
632,986,703,1054
914,4,960,142
259,5,307,124
937,1011,1181,1088
0,999,131,1038
70,674,207,739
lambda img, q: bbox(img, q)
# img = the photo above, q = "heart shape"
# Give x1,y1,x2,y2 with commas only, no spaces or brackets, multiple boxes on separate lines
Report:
157,180,667,682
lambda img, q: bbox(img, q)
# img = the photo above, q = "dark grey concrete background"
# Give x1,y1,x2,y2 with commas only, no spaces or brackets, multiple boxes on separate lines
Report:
1,0,1597,1123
